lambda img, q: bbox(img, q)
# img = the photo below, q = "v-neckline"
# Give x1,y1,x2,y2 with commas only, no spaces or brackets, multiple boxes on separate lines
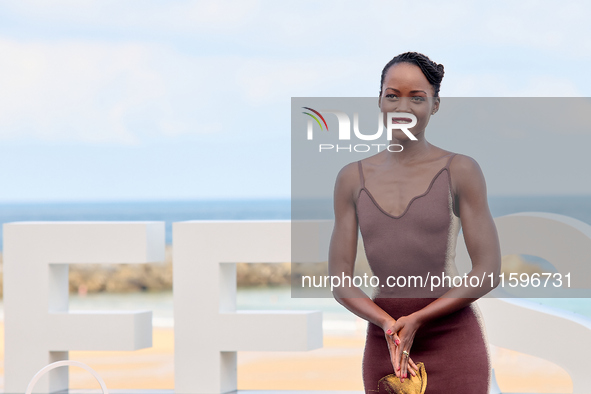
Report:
358,165,449,219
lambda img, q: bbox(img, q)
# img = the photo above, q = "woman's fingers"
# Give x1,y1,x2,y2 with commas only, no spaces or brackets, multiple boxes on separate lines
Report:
393,333,403,378
395,342,404,382
395,340,410,382
384,333,400,377
407,357,417,376
394,338,402,378
386,331,418,380
395,337,403,378
399,348,409,382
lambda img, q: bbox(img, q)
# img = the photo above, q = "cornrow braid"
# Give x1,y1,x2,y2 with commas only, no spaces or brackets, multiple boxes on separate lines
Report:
379,52,445,97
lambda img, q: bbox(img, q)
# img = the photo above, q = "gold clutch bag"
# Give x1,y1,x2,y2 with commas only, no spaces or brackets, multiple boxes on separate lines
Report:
375,362,427,394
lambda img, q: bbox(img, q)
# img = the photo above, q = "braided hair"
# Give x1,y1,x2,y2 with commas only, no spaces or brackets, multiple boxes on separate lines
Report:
379,52,445,98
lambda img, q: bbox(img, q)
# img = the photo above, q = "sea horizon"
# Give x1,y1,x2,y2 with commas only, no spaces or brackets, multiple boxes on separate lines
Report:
1,194,591,250
0,192,590,205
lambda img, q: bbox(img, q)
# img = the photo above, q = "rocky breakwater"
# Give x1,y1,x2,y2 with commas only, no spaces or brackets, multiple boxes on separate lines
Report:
0,246,292,296
0,242,542,297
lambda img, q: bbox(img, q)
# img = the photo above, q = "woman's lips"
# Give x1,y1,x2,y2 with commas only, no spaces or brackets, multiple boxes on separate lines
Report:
392,117,413,124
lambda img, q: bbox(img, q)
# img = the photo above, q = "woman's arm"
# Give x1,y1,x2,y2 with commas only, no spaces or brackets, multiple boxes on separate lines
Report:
328,162,419,380
404,154,502,327
328,162,392,328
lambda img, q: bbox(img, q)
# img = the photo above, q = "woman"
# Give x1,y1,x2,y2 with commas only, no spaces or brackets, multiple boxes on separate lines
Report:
328,52,502,393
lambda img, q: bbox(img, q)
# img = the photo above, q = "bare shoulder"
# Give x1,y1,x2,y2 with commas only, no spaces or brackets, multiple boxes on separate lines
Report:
449,153,487,195
334,161,362,203
450,153,482,175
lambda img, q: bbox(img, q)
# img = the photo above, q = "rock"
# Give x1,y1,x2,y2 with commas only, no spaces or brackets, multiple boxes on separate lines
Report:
0,245,298,295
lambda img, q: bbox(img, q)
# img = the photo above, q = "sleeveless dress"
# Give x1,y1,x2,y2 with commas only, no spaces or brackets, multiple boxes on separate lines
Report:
356,153,492,393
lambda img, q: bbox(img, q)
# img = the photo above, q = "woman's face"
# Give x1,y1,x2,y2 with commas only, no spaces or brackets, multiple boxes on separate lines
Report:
379,62,440,141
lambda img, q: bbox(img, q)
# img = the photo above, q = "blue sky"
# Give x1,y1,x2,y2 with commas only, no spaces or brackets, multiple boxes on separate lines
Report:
0,0,590,202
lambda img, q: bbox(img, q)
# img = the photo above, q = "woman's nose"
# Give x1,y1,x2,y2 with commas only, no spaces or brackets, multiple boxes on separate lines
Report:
394,97,412,112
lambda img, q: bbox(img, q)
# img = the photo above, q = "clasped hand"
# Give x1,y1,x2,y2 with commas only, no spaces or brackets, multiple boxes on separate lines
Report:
382,314,422,383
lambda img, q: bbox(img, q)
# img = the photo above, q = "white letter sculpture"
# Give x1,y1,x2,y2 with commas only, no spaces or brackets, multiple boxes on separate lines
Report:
455,212,591,393
3,221,165,394
173,220,327,394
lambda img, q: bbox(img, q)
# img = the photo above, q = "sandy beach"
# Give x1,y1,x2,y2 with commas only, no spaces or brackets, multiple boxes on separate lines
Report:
0,321,572,393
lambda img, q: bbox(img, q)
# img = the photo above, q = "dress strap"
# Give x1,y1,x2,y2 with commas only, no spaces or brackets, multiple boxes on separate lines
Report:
357,160,365,188
444,153,457,169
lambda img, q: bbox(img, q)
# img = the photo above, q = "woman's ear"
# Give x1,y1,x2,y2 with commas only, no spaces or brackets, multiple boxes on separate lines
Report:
431,97,440,115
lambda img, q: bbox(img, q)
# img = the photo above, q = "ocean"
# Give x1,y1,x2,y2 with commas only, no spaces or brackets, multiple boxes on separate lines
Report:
1,194,591,249
0,198,291,249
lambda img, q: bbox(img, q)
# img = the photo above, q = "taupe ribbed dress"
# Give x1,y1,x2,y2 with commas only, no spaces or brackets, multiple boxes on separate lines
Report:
356,153,491,393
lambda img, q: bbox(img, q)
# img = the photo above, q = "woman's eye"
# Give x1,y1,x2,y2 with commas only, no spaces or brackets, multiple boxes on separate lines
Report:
412,96,426,102
386,94,397,99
